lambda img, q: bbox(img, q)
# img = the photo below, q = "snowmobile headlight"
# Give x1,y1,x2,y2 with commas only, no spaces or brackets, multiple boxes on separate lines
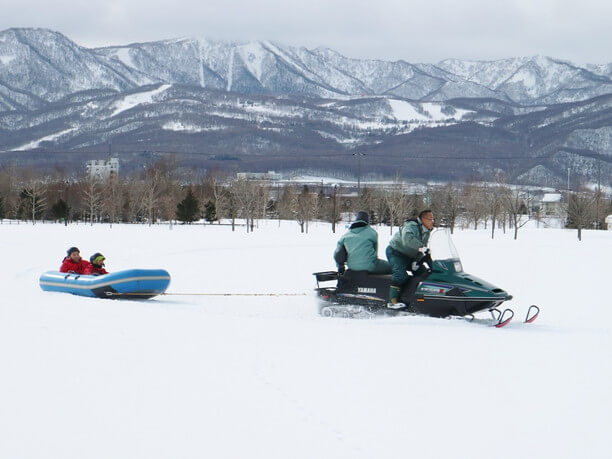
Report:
453,261,463,272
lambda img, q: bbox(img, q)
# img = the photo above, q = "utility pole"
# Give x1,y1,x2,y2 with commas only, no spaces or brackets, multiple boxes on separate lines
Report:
353,152,365,197
332,184,338,233
277,184,281,227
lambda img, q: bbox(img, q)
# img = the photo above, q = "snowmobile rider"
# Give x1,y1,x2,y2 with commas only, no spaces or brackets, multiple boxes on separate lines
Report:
385,210,435,309
334,211,392,275
59,247,92,274
85,253,108,276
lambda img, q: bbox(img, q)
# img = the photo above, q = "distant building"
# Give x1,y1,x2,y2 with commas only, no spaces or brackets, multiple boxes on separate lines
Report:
606,215,612,231
236,171,282,181
86,158,119,180
540,193,563,216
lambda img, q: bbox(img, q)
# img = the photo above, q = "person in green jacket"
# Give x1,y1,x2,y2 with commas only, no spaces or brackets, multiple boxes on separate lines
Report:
385,209,435,308
334,211,391,274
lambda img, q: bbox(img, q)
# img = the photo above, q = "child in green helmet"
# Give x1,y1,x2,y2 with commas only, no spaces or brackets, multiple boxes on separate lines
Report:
85,252,108,276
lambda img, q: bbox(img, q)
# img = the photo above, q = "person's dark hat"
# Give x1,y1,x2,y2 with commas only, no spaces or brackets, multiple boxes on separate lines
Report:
67,247,80,256
355,211,369,224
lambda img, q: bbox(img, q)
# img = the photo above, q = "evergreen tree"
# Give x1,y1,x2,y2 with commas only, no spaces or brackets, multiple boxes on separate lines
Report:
176,188,200,224
51,198,70,223
204,200,217,223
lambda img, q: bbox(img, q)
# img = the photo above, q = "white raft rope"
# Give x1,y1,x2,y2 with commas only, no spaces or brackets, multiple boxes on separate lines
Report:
105,291,308,297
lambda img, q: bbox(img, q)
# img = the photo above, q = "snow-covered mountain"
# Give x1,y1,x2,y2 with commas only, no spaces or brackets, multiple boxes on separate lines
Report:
1,28,610,106
0,28,610,185
437,56,612,104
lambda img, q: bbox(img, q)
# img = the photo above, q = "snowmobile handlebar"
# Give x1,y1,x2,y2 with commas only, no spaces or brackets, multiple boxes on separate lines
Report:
415,248,433,275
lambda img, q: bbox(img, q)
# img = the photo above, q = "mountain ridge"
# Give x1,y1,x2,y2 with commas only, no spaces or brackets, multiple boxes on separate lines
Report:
2,27,611,105
0,27,610,186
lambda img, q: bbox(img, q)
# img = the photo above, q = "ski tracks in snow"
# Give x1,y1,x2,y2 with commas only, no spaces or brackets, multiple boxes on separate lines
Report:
252,366,365,457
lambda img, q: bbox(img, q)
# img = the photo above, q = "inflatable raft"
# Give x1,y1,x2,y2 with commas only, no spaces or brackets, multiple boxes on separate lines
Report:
39,269,171,299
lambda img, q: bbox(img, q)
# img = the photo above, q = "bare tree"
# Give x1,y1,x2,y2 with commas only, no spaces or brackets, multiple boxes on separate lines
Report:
295,185,318,233
139,169,164,226
385,177,409,235
484,184,506,239
81,177,104,225
604,197,612,230
593,188,605,230
0,163,18,222
358,186,389,227
502,187,532,240
276,185,296,223
463,184,487,230
224,179,240,231
429,184,461,233
208,173,230,225
120,179,140,223
102,175,122,227
159,175,182,226
371,188,389,229
232,178,266,232
566,191,597,241
256,181,270,230
319,185,343,232
21,179,47,224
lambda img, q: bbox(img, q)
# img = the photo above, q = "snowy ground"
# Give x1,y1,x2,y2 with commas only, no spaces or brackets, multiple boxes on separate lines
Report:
0,220,610,459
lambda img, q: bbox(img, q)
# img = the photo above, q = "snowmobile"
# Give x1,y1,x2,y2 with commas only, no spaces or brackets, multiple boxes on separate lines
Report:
314,228,538,327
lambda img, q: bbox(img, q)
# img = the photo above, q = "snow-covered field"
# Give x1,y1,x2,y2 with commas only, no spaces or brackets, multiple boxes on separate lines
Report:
1,220,610,459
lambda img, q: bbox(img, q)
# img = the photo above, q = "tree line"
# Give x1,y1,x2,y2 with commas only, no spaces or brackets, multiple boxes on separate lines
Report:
0,160,610,241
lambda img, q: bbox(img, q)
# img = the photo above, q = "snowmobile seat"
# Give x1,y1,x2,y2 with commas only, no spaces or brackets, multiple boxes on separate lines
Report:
337,269,391,300
342,269,391,280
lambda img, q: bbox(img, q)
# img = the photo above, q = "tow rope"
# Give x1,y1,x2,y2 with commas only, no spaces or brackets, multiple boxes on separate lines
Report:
105,292,307,297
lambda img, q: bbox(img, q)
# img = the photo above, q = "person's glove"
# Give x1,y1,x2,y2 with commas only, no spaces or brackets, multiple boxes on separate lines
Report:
421,254,433,274
338,264,346,275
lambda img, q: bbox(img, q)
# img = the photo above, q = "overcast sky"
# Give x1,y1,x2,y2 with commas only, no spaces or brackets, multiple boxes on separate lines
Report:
3,0,611,64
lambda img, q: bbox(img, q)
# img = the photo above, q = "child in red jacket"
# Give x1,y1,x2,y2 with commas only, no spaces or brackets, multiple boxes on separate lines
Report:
85,253,108,276
59,247,91,274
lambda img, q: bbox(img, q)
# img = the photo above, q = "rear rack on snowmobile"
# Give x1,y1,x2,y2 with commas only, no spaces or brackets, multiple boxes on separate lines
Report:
313,271,339,289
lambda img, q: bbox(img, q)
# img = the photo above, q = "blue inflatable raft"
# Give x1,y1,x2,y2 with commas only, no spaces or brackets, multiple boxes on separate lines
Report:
39,269,171,299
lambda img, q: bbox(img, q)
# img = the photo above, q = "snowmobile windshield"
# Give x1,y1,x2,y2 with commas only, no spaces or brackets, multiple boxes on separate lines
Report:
428,228,463,272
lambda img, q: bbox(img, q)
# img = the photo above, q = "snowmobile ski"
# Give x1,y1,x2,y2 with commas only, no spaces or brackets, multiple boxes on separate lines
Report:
491,307,514,328
525,305,540,323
